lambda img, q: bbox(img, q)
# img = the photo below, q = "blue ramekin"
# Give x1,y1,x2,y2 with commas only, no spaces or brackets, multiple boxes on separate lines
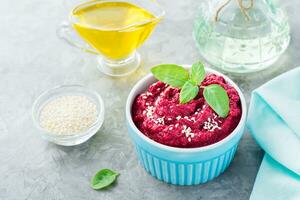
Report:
126,66,247,185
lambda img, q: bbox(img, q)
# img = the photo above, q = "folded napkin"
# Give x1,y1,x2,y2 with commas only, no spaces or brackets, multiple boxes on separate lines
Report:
247,67,300,200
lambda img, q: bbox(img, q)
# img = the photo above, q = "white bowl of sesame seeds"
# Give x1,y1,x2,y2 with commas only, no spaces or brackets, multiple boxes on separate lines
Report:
32,85,104,146
126,66,247,185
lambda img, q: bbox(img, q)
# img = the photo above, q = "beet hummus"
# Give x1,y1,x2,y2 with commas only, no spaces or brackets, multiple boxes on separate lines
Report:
132,74,242,148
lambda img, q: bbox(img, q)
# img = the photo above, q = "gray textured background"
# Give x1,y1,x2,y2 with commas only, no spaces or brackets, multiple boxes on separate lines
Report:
0,0,299,199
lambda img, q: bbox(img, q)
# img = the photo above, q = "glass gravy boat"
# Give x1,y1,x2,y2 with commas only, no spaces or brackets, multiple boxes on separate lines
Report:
58,0,165,77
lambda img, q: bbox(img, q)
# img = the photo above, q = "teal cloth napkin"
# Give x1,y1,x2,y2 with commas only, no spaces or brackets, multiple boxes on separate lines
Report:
247,67,300,200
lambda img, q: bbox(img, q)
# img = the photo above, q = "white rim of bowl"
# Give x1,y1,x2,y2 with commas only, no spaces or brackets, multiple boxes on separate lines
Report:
126,66,247,153
32,85,105,139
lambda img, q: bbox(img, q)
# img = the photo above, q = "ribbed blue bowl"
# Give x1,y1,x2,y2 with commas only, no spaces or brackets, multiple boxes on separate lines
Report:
126,67,247,185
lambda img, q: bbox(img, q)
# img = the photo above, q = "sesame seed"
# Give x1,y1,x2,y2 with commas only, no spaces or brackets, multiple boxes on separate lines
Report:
155,116,165,125
176,116,182,120
154,97,161,106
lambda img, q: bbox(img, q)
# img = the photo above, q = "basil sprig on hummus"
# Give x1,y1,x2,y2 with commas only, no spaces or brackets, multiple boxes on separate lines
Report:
151,61,230,118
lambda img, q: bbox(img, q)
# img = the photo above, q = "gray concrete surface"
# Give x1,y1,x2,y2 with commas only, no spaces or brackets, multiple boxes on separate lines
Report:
0,0,299,199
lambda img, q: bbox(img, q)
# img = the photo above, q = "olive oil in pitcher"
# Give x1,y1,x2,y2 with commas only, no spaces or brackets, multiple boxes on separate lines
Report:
71,1,159,60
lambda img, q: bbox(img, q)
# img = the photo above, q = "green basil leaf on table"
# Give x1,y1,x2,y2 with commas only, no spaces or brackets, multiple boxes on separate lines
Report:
91,169,119,190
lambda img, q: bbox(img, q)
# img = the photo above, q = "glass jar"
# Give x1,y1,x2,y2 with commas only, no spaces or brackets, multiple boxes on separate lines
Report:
193,0,290,73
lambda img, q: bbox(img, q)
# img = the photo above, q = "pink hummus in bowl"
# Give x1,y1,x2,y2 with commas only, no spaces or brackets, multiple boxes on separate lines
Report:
132,73,242,148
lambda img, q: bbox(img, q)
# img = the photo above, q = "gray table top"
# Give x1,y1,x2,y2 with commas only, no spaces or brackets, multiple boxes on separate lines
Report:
1,0,299,199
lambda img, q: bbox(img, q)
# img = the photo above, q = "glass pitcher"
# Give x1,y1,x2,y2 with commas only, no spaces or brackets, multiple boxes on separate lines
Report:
193,0,290,73
58,0,165,77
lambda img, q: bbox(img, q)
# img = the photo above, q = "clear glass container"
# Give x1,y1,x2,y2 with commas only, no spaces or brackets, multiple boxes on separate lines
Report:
193,0,290,73
32,85,105,146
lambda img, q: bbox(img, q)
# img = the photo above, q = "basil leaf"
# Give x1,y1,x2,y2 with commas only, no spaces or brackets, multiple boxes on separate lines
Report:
180,80,199,104
203,84,229,118
91,169,119,190
151,64,189,88
191,61,205,85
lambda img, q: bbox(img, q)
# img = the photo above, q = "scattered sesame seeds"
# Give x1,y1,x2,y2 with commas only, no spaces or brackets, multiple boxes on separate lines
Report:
203,117,222,132
144,105,166,125
145,106,155,119
182,125,195,142
181,125,186,133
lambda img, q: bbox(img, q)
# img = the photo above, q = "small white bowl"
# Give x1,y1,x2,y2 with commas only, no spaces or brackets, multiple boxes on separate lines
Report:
32,85,105,146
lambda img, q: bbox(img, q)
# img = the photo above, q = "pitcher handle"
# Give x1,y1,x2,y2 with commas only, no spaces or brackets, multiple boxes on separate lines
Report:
56,21,98,55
